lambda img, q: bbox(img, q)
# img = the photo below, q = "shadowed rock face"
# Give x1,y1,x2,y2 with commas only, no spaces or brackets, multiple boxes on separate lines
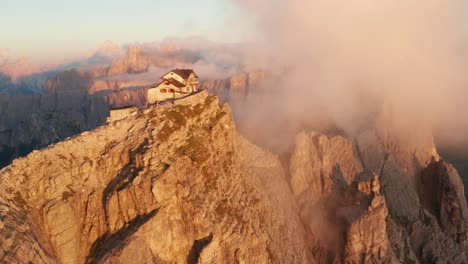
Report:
289,132,396,263
0,70,152,169
106,46,150,76
289,130,468,263
419,159,468,246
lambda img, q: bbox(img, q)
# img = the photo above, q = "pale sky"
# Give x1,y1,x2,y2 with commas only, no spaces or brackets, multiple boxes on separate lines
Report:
1,0,248,63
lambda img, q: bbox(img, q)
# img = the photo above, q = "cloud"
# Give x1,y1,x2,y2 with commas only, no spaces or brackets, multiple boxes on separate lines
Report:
231,0,468,150
0,37,253,91
102,36,254,81
55,41,125,72
139,36,250,78
101,61,238,84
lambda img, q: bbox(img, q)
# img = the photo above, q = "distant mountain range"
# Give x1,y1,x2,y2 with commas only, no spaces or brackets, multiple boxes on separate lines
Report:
0,38,263,169
0,38,249,94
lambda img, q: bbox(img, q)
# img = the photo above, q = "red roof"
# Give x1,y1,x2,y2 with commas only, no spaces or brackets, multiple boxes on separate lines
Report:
152,78,186,89
164,69,198,79
165,78,186,88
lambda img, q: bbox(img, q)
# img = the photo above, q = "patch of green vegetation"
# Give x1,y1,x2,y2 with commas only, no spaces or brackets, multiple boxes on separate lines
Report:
155,96,224,143
215,198,246,226
165,108,187,126
176,133,210,164
175,104,209,120
208,111,227,129
198,110,228,134
157,107,192,142
204,95,217,107
192,103,206,116
157,123,177,142
13,191,27,209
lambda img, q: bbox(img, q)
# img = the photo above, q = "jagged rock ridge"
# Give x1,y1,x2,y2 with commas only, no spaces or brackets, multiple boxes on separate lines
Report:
288,130,467,262
0,95,310,263
0,95,467,263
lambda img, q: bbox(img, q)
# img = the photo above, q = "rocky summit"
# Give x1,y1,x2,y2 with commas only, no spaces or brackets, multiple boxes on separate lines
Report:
0,94,467,263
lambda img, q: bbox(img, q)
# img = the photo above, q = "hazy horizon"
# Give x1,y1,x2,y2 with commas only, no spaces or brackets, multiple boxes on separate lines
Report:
1,0,249,63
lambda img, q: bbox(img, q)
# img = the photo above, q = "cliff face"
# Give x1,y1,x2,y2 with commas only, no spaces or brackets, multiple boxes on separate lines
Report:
1,93,466,263
199,71,265,104
106,47,150,76
288,130,467,262
0,95,310,263
0,70,151,169
199,71,468,261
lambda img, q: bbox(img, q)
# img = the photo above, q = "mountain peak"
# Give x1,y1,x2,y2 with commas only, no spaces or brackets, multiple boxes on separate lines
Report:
89,40,123,59
98,40,121,53
0,56,42,81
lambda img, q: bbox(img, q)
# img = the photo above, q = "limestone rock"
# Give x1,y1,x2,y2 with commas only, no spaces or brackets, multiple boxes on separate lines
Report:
355,128,468,262
419,159,468,246
107,46,150,76
289,131,363,204
343,174,395,263
0,69,151,169
289,128,468,263
0,95,310,263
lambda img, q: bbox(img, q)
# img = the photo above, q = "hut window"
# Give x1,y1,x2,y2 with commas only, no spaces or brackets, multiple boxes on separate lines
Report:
169,89,175,93
160,89,167,93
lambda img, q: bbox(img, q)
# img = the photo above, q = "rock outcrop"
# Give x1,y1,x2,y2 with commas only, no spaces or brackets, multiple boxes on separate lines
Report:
290,132,396,262
343,173,394,263
0,95,310,263
290,131,363,202
354,129,468,263
419,159,468,246
107,47,150,76
289,130,468,263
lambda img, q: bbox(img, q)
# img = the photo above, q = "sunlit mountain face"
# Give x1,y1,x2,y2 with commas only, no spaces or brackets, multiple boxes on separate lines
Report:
0,0,467,262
